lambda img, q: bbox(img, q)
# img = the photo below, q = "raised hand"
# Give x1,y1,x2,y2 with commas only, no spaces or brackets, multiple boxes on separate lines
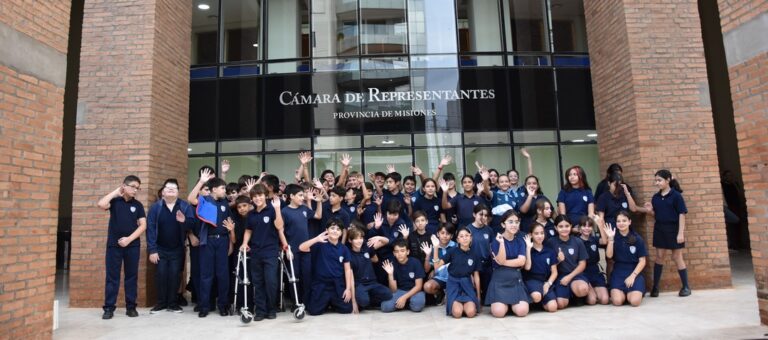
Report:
374,196,383,207
604,223,616,240
220,159,230,174
316,231,329,243
438,178,449,192
420,242,432,256
439,155,452,167
312,178,324,189
495,233,504,243
520,148,530,159
298,151,313,165
176,210,186,223
523,234,533,248
476,182,485,193
479,169,490,182
430,234,440,248
411,166,423,177
199,168,214,183
367,172,376,182
386,164,396,174
271,195,281,209
382,259,394,275
340,153,351,167
223,217,235,232
245,177,258,193
398,225,409,240
373,212,383,229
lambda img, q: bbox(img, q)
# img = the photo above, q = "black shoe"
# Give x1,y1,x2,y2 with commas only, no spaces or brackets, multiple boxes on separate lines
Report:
193,305,200,312
149,306,165,314
198,310,208,318
177,294,188,307
102,310,114,320
168,306,184,313
219,308,229,316
678,286,692,297
266,314,276,320
650,287,659,297
126,308,139,317
253,315,265,321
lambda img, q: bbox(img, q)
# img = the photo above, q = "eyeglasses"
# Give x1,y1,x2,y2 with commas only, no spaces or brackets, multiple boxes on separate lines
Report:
127,185,141,191
164,186,178,191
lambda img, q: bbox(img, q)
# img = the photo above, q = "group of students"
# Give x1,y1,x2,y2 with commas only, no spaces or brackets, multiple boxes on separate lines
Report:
99,151,692,320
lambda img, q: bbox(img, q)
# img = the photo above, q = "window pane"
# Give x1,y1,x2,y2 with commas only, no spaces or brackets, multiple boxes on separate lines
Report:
551,0,588,52
219,77,262,139
190,80,217,141
315,136,361,150
360,69,412,133
312,0,359,57
364,134,411,148
415,147,464,179
314,151,363,178
188,142,216,155
313,58,360,72
560,144,600,192
459,55,504,67
360,0,407,54
221,155,263,179
509,68,556,129
364,149,413,175
414,132,462,147
267,61,311,74
219,140,262,153
188,157,215,192
460,68,509,131
556,68,595,130
312,71,363,135
464,146,512,177
222,0,263,62
192,0,219,65
265,153,300,183
267,0,310,60
560,130,597,143
512,130,556,143
514,145,559,199
265,138,311,151
410,55,458,69
408,0,457,54
262,74,313,137
464,131,509,145
503,0,549,52
410,69,462,133
457,0,502,52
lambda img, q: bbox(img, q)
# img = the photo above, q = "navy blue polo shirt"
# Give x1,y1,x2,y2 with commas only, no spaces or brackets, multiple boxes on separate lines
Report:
542,220,557,241
201,195,233,236
382,190,407,216
343,201,358,219
360,203,378,227
157,201,182,249
612,231,648,268
519,195,548,232
107,197,146,247
374,218,409,261
413,194,442,228
348,245,377,284
580,235,601,265
320,202,352,230
524,246,557,281
442,246,481,278
490,235,526,269
596,192,630,226
449,193,487,228
282,205,314,250
311,241,350,283
546,235,588,276
246,205,279,258
466,223,494,263
651,189,687,225
556,187,594,225
393,257,425,291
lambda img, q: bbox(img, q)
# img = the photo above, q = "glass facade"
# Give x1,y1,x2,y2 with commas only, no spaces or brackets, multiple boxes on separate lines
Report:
189,0,598,196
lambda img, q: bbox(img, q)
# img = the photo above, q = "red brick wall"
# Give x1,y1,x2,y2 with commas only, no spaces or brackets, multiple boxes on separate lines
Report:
584,0,732,290
0,2,70,338
718,0,768,325
70,0,190,308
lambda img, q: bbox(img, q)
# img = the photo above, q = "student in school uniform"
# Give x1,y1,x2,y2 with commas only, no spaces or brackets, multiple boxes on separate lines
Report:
358,182,380,228
346,224,392,312
240,184,288,321
577,216,609,305
604,210,648,306
412,178,443,235
97,175,147,319
440,175,487,228
320,186,352,243
518,175,549,233
188,172,237,317
628,169,690,297
596,172,631,228
487,210,530,318
402,211,433,271
380,239,426,313
422,224,457,302
434,228,482,318
546,215,590,310
369,200,410,286
380,172,411,220
523,223,559,313
465,204,494,302
557,165,595,226
487,174,520,233
147,179,196,314
535,199,557,241
299,218,354,315
229,195,252,311
281,184,324,308
186,166,215,310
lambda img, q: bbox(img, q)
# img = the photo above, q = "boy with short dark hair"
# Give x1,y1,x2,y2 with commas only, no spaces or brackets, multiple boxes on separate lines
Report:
281,183,323,307
380,239,426,312
97,175,147,319
299,218,354,315
321,186,352,243
347,224,392,312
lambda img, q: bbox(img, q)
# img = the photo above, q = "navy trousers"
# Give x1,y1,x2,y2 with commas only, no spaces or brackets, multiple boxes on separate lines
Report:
103,246,139,312
155,247,184,308
198,236,230,312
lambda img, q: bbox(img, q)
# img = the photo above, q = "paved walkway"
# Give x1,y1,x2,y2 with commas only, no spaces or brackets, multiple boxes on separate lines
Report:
54,252,768,339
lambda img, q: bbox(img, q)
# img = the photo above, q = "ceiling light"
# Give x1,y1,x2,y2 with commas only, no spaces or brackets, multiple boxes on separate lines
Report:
252,43,259,47
572,139,585,143
197,3,210,10
381,137,395,145
187,148,193,152
587,133,598,138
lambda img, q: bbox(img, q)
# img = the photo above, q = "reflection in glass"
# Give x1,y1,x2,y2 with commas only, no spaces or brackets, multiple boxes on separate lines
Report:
361,69,412,133
408,0,457,54
509,68,556,129
192,0,219,65
222,0,263,62
460,68,508,131
514,145,559,199
363,134,411,148
360,0,407,54
218,77,261,140
410,55,458,69
410,69,462,133
219,140,263,153
313,58,360,72
512,130,557,143
188,142,216,155
502,0,549,52
560,130,597,143
464,131,509,145
457,0,503,53
551,0,588,52
415,147,464,179
267,0,310,62
312,71,363,136
414,132,462,147
265,138,312,151
459,55,504,67
364,149,412,175
313,0,359,57
464,146,512,176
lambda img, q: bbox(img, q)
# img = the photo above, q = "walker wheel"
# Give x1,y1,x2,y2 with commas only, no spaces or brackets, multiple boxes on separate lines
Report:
241,314,252,324
294,308,305,320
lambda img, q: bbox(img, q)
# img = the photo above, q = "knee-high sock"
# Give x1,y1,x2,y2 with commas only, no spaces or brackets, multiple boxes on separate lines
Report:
653,263,663,289
678,268,689,288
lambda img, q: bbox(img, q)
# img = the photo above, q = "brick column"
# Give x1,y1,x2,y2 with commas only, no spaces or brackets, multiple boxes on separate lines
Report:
0,1,70,338
70,0,191,308
717,1,768,325
584,1,731,290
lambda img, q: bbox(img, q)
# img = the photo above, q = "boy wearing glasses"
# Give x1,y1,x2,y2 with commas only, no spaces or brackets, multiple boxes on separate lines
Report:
97,175,147,319
146,179,196,314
